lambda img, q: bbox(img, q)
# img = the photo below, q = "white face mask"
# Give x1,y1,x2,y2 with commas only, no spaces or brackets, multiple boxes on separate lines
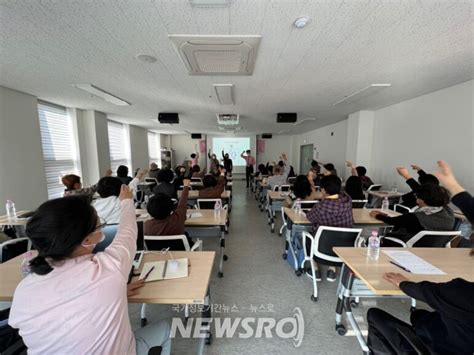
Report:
81,232,105,249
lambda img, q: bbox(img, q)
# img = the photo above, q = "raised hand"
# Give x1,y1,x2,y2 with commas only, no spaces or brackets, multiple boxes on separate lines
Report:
433,160,465,195
396,167,411,180
119,185,133,201
410,164,422,171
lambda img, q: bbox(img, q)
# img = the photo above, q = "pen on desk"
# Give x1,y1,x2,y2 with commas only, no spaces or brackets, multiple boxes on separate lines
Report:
389,260,411,273
143,265,155,280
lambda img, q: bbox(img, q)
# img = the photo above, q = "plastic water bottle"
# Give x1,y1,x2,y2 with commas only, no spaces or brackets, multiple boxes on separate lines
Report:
381,197,389,211
367,231,380,261
6,200,16,219
21,251,33,277
214,200,222,217
391,182,398,193
294,199,302,215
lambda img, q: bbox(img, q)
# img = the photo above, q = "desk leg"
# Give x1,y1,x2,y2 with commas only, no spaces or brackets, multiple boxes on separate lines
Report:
197,288,212,355
218,228,227,278
335,264,369,354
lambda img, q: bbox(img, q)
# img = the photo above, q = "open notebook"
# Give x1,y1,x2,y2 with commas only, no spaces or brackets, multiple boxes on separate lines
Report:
139,258,189,282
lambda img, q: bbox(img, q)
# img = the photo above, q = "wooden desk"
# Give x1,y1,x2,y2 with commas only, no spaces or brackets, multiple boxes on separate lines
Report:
368,191,403,199
332,247,474,352
129,251,215,304
0,211,30,227
0,251,216,304
177,190,231,201
137,209,228,278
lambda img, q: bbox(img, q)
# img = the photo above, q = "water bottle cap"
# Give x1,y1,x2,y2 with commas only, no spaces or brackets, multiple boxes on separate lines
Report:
371,230,378,236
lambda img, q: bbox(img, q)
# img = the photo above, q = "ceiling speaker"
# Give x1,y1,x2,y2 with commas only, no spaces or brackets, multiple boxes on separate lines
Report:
277,113,297,123
191,133,202,139
261,134,272,139
158,113,179,124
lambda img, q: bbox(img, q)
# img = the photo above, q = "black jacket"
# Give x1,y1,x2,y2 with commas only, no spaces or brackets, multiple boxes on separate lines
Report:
400,278,474,354
401,170,427,208
451,191,474,225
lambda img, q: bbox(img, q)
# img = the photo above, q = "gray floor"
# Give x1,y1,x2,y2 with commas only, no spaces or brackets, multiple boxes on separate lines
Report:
129,181,420,354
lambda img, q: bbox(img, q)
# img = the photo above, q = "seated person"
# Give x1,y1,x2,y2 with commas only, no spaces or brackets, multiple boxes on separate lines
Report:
190,164,204,179
287,165,296,178
323,163,338,176
62,169,112,201
283,175,320,208
145,179,193,251
307,160,321,187
190,150,199,167
208,150,219,175
255,163,269,178
367,272,474,355
92,176,123,224
346,161,374,190
9,187,171,354
128,169,147,200
173,165,187,190
264,153,290,190
306,175,353,282
199,168,226,199
152,168,177,199
370,184,454,245
344,176,366,202
148,162,160,180
116,165,133,185
397,165,439,208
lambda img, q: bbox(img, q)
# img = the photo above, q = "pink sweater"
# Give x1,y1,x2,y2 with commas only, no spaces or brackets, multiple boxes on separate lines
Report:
9,199,138,355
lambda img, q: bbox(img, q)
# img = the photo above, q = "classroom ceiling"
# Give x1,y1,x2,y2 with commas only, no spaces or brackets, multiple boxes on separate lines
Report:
1,0,473,135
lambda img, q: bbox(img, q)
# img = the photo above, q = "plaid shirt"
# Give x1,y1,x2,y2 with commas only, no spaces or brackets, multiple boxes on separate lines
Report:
306,192,353,233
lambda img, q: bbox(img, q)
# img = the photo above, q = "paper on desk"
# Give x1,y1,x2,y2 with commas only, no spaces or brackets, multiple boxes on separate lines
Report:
383,250,445,275
373,209,399,217
187,212,203,219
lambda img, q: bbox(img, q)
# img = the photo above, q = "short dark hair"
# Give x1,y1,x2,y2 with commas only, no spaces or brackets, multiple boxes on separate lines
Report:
344,176,364,199
418,173,439,186
311,160,319,167
147,193,174,220
26,196,98,275
355,166,367,177
190,153,196,159
321,175,341,195
323,163,335,172
97,176,122,198
157,168,174,183
192,165,201,173
203,175,217,188
293,175,312,199
246,149,251,154
61,174,81,190
278,160,284,167
116,165,129,177
415,184,450,207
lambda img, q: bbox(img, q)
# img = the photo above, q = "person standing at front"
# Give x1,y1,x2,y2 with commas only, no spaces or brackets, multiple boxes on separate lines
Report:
241,150,256,188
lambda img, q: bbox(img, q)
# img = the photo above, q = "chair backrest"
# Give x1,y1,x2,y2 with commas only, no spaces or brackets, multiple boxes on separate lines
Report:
393,204,413,214
145,178,158,184
407,230,462,248
272,184,280,192
0,238,31,263
280,184,291,192
144,234,190,251
312,227,363,264
352,200,368,209
287,177,296,184
190,177,203,183
296,200,319,210
197,199,221,209
367,184,382,192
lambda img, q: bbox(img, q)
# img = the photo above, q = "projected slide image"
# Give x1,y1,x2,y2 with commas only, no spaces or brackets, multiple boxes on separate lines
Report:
212,137,250,167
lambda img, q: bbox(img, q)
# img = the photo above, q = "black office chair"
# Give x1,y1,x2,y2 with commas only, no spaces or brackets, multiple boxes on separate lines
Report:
0,308,26,355
302,227,362,302
0,238,31,264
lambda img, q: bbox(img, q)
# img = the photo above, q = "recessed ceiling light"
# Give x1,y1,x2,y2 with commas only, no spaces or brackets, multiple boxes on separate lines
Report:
294,17,310,29
135,54,157,63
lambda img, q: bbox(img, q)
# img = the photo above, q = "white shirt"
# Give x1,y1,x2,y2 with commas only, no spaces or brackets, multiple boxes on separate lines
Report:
92,196,122,224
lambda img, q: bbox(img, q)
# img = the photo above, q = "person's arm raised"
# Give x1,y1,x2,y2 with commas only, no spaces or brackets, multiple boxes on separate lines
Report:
346,161,357,176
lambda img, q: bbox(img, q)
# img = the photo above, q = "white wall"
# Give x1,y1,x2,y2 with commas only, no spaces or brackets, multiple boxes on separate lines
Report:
170,134,206,169
129,125,149,171
292,120,349,176
371,80,474,192
256,135,293,167
0,87,48,214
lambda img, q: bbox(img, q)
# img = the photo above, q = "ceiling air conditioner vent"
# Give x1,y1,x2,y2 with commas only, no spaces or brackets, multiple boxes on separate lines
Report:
217,113,239,126
169,35,261,75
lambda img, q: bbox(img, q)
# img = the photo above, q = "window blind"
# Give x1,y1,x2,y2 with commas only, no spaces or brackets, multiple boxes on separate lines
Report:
147,132,161,167
38,101,79,199
108,121,131,174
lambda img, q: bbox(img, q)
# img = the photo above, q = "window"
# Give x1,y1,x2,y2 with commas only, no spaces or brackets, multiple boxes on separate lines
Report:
38,101,80,199
147,132,161,168
107,121,131,174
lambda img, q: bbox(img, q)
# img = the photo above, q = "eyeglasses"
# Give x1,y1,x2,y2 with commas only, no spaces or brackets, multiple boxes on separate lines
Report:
93,218,108,232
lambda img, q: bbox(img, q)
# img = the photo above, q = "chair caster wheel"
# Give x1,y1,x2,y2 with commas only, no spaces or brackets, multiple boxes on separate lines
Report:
223,255,228,261
335,324,347,335
311,295,318,302
282,253,287,260
350,300,359,308
141,318,147,327
205,333,213,345
218,272,223,278
271,228,275,233
410,306,417,313
295,269,302,277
